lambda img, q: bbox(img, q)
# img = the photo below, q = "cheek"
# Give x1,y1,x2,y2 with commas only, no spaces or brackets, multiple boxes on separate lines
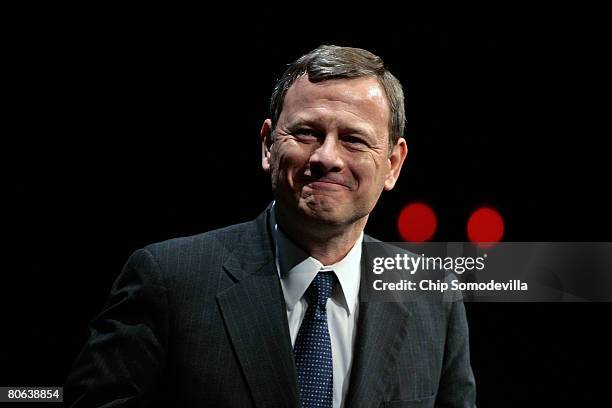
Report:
272,146,307,184
352,154,387,185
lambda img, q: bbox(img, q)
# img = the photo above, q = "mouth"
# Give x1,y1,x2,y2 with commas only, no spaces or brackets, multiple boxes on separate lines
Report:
304,180,350,192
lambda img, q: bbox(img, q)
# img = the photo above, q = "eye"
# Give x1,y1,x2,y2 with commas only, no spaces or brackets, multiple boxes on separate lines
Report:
293,128,319,141
343,135,368,146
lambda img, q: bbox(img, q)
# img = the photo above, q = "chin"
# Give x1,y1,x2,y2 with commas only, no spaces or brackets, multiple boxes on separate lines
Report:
298,199,352,226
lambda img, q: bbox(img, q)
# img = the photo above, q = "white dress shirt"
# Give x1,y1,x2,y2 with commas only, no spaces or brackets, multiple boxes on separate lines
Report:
269,204,362,408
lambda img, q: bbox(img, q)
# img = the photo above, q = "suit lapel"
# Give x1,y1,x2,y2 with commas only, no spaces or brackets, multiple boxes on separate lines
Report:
345,301,411,408
345,238,413,408
216,209,299,408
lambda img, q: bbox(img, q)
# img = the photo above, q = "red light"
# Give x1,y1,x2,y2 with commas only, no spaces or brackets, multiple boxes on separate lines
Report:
397,202,437,242
467,207,504,246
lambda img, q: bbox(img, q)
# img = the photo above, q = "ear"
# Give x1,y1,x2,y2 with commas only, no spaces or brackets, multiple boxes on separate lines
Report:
384,137,408,191
260,119,274,173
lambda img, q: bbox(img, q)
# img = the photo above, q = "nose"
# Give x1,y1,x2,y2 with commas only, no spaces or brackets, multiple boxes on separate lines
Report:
308,135,345,177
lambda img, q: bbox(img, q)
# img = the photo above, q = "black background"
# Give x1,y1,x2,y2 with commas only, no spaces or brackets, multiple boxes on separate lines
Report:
5,10,612,407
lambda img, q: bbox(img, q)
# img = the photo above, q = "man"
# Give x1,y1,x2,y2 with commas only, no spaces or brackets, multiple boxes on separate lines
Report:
66,45,476,407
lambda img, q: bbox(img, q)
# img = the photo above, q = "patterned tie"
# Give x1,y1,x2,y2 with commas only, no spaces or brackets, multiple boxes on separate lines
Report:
294,271,335,408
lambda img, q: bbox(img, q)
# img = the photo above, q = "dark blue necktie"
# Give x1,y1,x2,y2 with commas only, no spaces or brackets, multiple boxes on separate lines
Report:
294,271,335,408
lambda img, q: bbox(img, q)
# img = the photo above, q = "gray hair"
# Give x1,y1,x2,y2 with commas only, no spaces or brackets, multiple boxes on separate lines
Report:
269,45,405,150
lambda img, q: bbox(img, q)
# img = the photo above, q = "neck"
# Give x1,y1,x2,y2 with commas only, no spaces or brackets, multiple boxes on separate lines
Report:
275,207,366,265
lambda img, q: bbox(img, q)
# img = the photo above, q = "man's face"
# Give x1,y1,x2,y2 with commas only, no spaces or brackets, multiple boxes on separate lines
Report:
261,74,407,228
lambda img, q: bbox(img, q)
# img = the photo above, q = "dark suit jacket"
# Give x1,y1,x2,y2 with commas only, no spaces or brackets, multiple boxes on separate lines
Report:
65,208,476,407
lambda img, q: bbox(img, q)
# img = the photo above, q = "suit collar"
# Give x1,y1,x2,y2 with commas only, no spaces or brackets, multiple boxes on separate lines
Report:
220,206,275,282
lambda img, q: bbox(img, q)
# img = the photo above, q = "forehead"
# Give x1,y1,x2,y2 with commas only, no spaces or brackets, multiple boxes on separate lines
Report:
281,74,390,130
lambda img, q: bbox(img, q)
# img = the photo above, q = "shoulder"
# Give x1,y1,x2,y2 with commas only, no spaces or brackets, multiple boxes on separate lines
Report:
111,219,261,308
139,207,270,276
143,219,257,263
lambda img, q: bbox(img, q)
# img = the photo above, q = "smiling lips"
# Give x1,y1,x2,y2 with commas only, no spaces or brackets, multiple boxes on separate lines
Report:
301,176,352,191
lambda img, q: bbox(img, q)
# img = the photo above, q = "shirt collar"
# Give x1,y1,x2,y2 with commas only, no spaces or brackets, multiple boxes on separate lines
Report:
269,202,362,316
